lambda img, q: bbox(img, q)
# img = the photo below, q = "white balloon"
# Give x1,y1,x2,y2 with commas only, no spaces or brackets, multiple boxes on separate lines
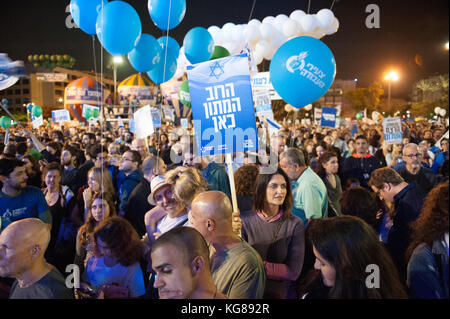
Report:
274,14,289,32
298,14,317,34
304,104,313,111
252,50,264,65
262,16,275,25
434,107,442,114
290,10,306,24
256,40,270,58
440,109,447,117
208,26,224,44
316,8,334,29
231,25,244,42
222,22,236,41
259,22,275,40
324,17,339,35
244,25,261,43
248,19,261,28
283,19,299,38
292,106,300,112
311,28,325,39
285,104,292,112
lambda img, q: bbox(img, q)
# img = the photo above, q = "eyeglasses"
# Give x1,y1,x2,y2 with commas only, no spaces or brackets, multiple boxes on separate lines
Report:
405,153,421,159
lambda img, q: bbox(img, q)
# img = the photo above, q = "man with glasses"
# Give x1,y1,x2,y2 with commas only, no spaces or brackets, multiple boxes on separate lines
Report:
369,167,425,284
395,143,436,194
118,150,142,217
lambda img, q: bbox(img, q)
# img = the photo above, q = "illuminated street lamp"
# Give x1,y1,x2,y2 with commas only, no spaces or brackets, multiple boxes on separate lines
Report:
113,56,123,106
384,71,399,111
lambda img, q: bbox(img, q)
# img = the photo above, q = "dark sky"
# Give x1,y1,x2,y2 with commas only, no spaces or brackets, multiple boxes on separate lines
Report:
1,0,448,99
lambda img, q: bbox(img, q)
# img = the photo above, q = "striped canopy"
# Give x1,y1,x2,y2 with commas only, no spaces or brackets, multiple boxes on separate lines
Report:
118,73,154,107
64,76,105,105
118,73,152,88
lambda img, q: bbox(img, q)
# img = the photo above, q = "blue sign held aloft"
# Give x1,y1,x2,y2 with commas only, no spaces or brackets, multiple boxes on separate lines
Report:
187,53,258,157
321,107,337,128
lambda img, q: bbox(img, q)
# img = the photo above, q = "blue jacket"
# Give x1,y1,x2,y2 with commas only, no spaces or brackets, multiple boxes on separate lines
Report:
407,237,449,299
118,169,143,212
431,151,449,174
203,162,231,200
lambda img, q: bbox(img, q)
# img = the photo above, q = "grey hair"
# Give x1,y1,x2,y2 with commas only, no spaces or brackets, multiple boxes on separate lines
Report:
280,148,306,167
142,156,164,176
402,143,419,156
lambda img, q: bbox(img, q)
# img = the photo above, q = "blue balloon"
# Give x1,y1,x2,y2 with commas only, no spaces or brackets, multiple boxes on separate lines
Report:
70,0,108,35
148,0,186,31
147,55,177,84
96,1,142,56
128,34,162,73
269,36,336,108
157,36,180,61
183,27,214,64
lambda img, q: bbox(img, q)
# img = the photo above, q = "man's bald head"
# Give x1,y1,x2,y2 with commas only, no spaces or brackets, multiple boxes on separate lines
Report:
191,191,232,221
189,191,234,240
0,218,51,279
3,218,50,252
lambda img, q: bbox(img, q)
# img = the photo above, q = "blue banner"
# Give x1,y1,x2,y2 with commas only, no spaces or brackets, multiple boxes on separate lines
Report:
187,54,258,156
321,107,337,128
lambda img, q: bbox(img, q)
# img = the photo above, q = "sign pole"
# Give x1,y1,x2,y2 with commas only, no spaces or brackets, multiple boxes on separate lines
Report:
225,152,241,237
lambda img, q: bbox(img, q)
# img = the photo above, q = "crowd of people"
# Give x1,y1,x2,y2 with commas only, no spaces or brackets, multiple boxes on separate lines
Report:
0,117,448,299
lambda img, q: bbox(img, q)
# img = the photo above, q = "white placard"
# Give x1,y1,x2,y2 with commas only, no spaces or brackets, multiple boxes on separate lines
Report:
51,109,71,123
180,118,188,128
382,117,403,145
133,105,155,139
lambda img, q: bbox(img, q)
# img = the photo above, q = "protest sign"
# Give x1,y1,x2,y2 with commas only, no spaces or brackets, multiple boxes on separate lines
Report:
187,53,258,157
180,118,189,128
321,107,337,128
133,105,155,139
251,71,281,100
150,107,162,128
31,113,43,129
314,107,322,125
51,109,71,123
382,117,403,145
82,104,100,119
253,90,274,122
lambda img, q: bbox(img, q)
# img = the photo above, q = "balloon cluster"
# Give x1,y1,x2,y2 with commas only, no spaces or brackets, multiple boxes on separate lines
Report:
434,107,447,117
28,54,76,69
206,9,338,65
70,0,188,85
32,105,43,117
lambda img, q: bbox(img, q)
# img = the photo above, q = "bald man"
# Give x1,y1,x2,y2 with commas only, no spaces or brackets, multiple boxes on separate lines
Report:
189,191,266,299
0,218,74,299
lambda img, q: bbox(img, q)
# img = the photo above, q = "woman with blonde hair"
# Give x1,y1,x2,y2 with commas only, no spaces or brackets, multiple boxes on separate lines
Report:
73,166,116,225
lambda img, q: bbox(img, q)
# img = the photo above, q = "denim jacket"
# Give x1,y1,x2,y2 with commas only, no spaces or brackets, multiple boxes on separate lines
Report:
407,235,449,299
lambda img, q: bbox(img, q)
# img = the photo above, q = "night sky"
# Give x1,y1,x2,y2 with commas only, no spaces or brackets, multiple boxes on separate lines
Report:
1,0,448,99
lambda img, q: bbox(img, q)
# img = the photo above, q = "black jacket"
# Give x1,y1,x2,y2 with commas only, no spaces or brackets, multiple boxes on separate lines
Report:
124,178,153,238
342,154,382,189
395,165,436,194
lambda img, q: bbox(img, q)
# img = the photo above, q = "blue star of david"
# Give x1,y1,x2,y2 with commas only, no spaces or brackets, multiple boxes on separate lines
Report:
209,61,225,79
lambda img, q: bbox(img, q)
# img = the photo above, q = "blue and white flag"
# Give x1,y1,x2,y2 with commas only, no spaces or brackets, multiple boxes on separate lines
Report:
187,53,258,156
321,107,337,128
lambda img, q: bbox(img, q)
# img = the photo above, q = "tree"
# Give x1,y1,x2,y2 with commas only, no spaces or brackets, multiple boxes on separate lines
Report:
345,81,384,114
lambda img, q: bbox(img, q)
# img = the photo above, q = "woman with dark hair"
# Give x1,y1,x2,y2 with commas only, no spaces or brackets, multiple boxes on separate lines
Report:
234,164,259,212
316,151,342,217
22,154,42,188
75,192,117,275
407,181,449,299
301,216,407,299
42,162,77,273
310,141,329,170
241,167,305,299
82,217,145,298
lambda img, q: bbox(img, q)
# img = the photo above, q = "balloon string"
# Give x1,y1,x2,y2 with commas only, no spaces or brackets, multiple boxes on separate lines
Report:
157,0,173,161
330,0,336,10
308,0,311,13
100,0,105,193
248,0,257,22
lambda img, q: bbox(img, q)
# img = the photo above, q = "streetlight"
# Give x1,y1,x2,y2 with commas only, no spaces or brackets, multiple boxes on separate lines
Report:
384,71,399,111
445,42,449,50
113,56,123,106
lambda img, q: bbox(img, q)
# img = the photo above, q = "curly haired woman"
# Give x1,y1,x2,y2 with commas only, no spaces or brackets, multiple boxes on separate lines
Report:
407,181,449,299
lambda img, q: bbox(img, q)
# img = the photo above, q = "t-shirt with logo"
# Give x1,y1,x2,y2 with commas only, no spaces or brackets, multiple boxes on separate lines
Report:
0,186,51,232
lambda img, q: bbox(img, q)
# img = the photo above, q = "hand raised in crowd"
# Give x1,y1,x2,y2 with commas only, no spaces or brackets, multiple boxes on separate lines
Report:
232,210,242,236
83,188,93,208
